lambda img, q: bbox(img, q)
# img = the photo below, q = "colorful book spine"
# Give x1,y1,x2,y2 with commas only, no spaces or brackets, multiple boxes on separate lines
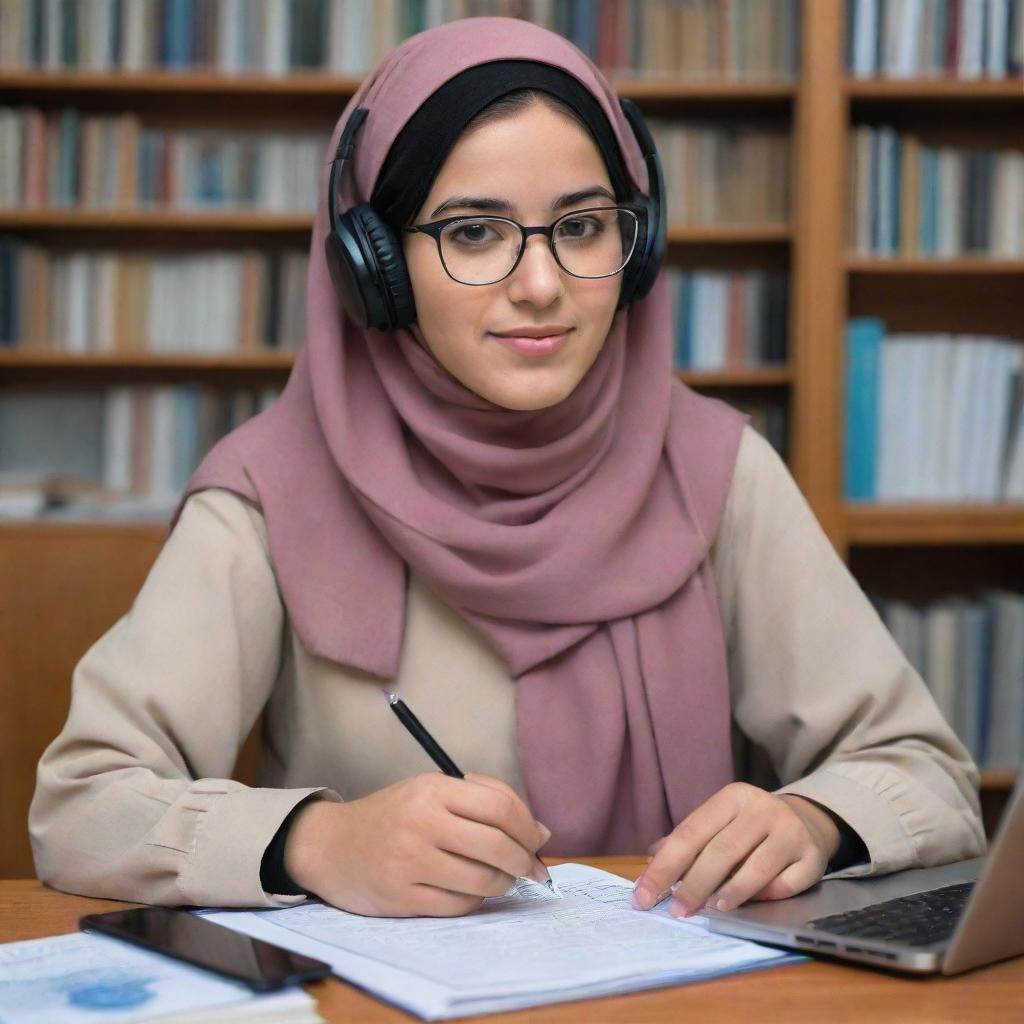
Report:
844,317,885,501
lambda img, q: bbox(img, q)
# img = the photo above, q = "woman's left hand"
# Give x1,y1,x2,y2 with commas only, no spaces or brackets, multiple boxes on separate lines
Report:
631,782,841,916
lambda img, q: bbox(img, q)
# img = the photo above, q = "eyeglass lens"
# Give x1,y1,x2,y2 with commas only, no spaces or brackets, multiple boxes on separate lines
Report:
437,208,638,285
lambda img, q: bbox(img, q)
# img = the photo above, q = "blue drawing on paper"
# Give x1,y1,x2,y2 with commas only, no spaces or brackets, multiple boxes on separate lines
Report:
51,968,157,1014
67,978,155,1010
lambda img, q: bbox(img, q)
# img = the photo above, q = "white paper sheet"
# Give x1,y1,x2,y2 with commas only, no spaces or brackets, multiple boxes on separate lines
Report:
205,862,799,1020
0,930,319,1024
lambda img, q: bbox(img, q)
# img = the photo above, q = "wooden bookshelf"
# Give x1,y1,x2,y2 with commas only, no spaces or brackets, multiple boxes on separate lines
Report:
981,771,1020,791
0,211,791,246
845,505,1024,546
0,210,316,232
0,68,796,102
0,353,792,392
1,1,1021,879
678,367,793,388
0,351,295,370
846,257,1024,274
845,77,1024,101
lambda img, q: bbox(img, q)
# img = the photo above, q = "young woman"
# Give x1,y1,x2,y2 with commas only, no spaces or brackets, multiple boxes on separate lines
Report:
30,18,984,920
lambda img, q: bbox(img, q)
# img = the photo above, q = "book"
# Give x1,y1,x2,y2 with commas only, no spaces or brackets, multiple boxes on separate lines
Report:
876,588,1024,768
844,316,884,501
203,863,798,1021
843,325,1024,502
984,589,1024,770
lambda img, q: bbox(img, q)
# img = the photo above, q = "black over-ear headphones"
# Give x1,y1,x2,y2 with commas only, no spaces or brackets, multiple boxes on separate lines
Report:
324,97,666,332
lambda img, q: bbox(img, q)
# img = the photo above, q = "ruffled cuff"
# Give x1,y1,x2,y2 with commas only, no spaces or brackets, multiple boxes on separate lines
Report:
149,779,342,908
775,765,919,879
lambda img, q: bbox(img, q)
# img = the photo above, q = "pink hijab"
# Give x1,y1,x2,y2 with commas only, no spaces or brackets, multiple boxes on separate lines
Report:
175,17,747,855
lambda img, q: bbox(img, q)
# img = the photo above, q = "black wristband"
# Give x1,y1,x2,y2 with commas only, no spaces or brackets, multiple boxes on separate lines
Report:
823,811,869,872
259,795,319,897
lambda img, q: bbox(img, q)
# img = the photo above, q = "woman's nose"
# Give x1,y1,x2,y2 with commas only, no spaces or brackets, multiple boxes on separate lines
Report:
505,235,565,307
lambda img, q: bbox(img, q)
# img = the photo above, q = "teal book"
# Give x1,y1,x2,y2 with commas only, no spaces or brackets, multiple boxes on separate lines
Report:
844,317,885,500
674,273,692,368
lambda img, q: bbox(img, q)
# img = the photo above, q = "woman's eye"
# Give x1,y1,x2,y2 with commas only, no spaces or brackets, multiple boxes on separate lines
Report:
556,217,603,241
449,222,500,245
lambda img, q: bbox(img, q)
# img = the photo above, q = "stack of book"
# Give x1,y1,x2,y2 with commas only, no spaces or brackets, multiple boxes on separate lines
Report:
666,268,788,371
0,385,279,520
847,127,1024,258
847,0,1024,78
0,107,328,211
0,0,801,81
873,588,1024,771
844,319,1024,502
0,240,308,352
650,121,791,225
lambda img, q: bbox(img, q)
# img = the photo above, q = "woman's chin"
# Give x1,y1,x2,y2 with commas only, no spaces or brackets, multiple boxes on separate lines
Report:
479,376,580,412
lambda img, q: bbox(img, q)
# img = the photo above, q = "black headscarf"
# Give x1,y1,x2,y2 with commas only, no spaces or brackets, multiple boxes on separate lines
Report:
370,59,634,230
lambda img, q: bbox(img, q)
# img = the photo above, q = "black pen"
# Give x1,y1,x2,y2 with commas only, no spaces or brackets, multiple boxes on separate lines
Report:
383,689,556,894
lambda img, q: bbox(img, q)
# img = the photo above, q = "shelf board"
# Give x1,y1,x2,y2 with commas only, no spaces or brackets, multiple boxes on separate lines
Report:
677,366,792,387
845,504,1024,546
0,351,295,370
0,69,365,95
0,210,314,232
0,351,793,386
669,223,791,244
980,770,1018,791
0,519,166,538
846,256,1024,274
0,69,796,103
4,504,1021,555
846,77,1024,100
1,210,790,245
613,79,796,102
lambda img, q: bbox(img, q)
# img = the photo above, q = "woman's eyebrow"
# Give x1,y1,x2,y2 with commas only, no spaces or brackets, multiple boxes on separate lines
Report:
428,185,615,219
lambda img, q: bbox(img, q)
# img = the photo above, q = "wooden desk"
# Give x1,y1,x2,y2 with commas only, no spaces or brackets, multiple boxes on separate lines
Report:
3,860,1022,1023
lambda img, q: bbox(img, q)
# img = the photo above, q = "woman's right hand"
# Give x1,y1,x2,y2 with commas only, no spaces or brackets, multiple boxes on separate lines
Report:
282,773,552,917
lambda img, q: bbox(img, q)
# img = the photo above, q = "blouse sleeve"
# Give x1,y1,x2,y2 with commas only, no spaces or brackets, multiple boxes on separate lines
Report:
712,426,987,878
28,488,341,908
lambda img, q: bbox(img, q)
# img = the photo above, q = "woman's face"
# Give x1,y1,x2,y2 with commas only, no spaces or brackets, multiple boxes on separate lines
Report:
403,101,623,411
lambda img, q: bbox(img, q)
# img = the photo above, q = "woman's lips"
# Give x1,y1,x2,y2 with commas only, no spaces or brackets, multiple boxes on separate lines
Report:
488,330,571,356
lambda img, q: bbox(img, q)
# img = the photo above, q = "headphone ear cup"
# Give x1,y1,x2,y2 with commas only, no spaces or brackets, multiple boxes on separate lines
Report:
618,193,653,310
636,192,665,304
351,205,416,331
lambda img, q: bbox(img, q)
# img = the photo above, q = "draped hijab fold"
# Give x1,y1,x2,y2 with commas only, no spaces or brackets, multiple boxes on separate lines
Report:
174,17,748,854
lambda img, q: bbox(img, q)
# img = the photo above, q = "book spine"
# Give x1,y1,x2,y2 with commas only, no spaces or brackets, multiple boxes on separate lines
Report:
844,317,885,501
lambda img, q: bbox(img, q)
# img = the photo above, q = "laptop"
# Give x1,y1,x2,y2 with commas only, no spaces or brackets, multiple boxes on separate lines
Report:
705,778,1024,974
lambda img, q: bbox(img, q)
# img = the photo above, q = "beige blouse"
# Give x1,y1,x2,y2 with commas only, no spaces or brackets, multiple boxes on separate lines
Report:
29,426,986,908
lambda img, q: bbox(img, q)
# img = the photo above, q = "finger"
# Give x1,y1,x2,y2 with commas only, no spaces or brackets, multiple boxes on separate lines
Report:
435,811,538,883
406,882,485,919
463,774,547,839
700,834,803,913
418,845,517,900
668,816,771,916
749,857,824,903
633,790,740,909
448,774,547,852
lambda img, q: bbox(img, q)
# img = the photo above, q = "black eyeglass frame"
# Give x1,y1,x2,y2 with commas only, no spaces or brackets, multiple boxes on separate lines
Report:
402,205,644,286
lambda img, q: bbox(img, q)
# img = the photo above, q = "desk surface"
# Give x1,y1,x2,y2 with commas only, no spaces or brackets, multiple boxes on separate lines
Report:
3,859,1022,1023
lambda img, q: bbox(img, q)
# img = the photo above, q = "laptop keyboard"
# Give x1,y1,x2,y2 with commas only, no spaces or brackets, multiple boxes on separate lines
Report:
807,881,975,947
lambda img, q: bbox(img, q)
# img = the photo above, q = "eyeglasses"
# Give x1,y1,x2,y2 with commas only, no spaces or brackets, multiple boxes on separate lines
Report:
404,206,641,286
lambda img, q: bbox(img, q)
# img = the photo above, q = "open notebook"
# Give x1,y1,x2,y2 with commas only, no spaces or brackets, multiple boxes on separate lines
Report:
203,862,801,1020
